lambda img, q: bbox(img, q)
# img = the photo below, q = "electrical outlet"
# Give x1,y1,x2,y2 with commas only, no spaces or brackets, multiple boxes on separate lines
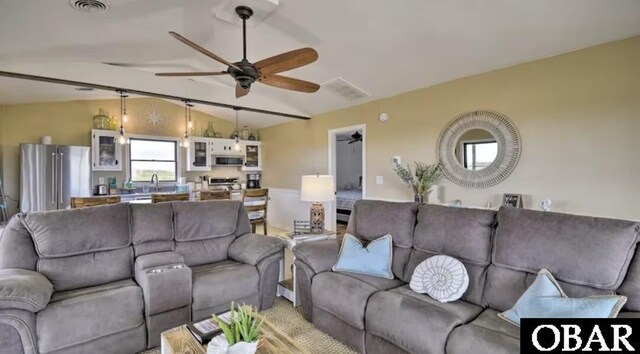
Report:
392,156,401,165
376,176,384,185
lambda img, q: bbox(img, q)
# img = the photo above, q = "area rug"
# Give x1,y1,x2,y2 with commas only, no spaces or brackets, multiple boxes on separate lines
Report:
140,298,357,354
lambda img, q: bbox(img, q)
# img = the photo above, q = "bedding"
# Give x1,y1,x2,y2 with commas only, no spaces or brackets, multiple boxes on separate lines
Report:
336,190,363,212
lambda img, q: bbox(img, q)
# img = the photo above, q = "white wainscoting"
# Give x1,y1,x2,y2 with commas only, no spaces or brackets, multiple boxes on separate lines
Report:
267,188,332,232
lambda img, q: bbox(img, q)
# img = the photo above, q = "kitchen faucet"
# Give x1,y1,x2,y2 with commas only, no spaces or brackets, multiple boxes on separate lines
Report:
150,174,159,192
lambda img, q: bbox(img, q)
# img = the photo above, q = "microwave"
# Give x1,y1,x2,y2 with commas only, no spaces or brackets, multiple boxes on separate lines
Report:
212,155,244,167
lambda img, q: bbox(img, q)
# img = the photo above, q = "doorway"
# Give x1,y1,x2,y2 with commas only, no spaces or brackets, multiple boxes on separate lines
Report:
328,124,366,234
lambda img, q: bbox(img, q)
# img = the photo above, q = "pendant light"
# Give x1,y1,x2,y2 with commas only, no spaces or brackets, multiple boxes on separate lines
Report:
187,103,193,129
117,91,127,145
234,107,241,151
182,100,190,148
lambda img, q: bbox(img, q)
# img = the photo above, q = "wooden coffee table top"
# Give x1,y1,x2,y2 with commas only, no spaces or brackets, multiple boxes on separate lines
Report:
161,312,310,354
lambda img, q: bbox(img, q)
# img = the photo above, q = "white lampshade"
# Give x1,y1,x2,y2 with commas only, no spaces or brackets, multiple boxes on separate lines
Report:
300,175,335,202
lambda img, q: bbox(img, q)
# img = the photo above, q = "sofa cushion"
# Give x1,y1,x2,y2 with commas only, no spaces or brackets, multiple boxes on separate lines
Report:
365,285,482,354
191,261,259,316
37,281,144,353
414,205,496,266
130,203,174,256
175,235,236,267
173,201,240,242
312,271,404,330
23,203,131,257
446,309,520,354
37,247,134,291
346,200,418,279
493,207,639,289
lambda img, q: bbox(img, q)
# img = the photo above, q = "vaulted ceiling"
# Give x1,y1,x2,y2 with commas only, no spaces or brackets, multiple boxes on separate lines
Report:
1,0,639,127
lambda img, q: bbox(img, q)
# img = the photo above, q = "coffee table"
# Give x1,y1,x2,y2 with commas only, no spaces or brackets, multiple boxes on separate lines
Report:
161,312,310,354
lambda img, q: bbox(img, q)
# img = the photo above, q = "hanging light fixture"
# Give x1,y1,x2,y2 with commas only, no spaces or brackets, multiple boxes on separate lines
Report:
187,103,194,129
234,107,241,151
122,93,128,123
182,100,190,148
117,90,127,145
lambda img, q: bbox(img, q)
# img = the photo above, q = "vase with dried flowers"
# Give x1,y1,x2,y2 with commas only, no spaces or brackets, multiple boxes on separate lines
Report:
393,162,442,203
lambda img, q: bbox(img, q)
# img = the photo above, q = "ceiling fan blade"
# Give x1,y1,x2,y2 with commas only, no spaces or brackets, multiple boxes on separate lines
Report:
259,74,320,93
168,31,244,73
255,48,318,75
236,84,250,98
155,71,228,77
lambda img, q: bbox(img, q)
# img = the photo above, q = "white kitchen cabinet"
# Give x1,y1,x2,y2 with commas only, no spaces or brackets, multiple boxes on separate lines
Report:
91,129,123,171
186,137,211,171
209,138,238,155
241,141,262,171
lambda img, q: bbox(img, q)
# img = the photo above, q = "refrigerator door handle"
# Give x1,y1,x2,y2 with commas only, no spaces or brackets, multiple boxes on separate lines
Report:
59,152,64,204
51,152,56,205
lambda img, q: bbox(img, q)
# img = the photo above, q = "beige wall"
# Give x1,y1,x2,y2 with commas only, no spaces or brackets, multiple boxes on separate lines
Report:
0,97,238,215
261,36,640,220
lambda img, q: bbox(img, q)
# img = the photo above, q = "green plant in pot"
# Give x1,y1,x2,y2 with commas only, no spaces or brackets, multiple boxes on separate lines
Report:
393,162,442,203
207,302,263,354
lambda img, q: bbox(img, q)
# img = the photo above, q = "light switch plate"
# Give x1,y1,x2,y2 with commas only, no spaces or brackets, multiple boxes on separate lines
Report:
376,176,384,185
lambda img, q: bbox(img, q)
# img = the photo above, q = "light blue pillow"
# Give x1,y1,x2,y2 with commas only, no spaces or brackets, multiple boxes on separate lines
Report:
332,233,393,279
499,269,627,326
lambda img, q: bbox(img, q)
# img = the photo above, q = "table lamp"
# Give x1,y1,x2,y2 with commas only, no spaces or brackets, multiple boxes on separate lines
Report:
300,174,335,233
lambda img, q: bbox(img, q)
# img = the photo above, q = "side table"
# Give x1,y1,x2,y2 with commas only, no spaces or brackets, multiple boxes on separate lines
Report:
274,230,337,307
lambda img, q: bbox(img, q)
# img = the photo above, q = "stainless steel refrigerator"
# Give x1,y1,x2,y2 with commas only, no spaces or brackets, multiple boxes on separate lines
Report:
20,144,92,212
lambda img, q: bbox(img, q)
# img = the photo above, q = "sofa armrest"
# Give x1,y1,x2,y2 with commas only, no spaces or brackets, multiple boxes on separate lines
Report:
0,269,53,312
228,234,285,266
135,251,185,270
292,239,341,274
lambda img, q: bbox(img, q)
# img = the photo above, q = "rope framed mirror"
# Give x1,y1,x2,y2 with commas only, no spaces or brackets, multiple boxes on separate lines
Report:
437,110,521,189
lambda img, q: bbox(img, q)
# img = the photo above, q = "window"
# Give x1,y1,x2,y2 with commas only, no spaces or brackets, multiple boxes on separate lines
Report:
463,141,498,171
129,138,178,182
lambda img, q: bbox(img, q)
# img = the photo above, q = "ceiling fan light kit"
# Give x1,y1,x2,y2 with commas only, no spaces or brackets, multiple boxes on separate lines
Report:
157,6,320,98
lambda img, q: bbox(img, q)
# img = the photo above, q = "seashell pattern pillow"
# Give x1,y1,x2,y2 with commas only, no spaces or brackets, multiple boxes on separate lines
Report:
410,255,469,303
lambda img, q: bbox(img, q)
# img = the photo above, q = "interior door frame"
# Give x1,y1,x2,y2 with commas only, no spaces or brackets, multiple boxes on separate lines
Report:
327,124,366,231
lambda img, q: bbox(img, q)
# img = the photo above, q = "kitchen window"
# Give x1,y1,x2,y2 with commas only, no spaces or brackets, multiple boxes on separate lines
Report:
129,138,178,182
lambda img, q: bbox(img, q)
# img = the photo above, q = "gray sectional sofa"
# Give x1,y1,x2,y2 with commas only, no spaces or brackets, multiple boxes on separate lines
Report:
293,200,640,354
0,201,285,354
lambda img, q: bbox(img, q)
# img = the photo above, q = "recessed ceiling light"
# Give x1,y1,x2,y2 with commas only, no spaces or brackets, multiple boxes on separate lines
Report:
75,87,95,91
68,0,110,14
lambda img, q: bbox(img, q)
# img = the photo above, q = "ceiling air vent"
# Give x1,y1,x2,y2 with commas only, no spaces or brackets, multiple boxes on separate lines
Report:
322,78,371,101
68,0,110,13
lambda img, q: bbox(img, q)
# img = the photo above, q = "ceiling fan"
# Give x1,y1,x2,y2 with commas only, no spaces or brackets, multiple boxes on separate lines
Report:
156,6,320,98
338,131,363,144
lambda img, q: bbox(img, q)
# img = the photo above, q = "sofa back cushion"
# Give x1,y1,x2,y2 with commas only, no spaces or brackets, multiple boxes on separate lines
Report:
484,207,639,311
130,203,174,256
0,215,38,270
172,201,243,266
346,200,418,279
405,205,496,305
22,203,133,291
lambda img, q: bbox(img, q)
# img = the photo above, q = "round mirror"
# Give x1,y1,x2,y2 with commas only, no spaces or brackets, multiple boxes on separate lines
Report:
437,111,521,189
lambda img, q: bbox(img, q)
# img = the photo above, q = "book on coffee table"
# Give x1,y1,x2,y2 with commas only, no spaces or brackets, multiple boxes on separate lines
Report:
186,311,231,344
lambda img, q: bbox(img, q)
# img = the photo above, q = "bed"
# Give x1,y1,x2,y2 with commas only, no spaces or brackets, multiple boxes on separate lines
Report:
336,190,362,223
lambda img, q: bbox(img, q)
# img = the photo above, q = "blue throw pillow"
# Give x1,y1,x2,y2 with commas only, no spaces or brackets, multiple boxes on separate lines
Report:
332,233,393,279
499,269,627,326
